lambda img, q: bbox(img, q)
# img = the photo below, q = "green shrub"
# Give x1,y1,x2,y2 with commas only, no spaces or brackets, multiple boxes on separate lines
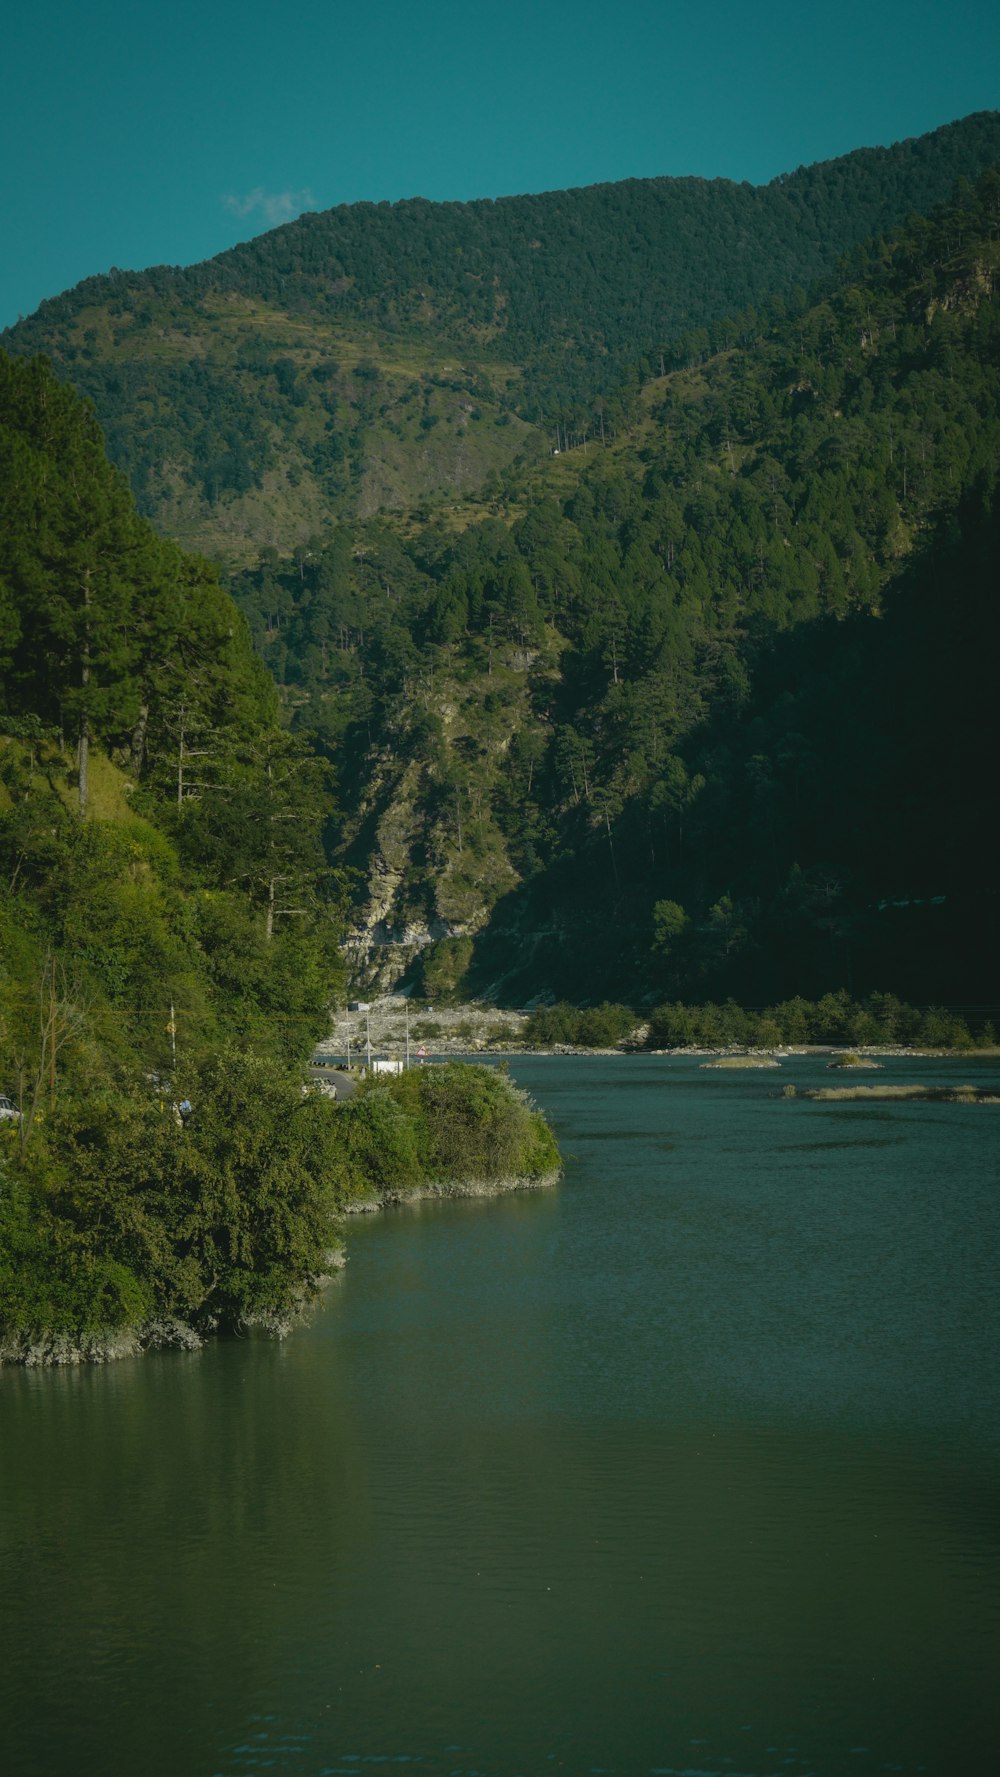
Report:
918,1007,973,1049
524,1002,634,1046
380,1062,559,1181
1,1049,345,1342
523,1003,579,1045
420,936,473,1002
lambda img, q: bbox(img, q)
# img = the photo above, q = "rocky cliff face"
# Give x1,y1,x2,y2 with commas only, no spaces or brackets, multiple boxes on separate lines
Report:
338,660,537,995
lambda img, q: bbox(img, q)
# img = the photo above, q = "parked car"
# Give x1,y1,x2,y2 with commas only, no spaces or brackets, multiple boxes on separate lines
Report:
0,1094,22,1121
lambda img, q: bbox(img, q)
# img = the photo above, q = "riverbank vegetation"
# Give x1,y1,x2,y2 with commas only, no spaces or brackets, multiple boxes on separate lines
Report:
522,1003,638,1047
642,995,995,1051
335,1062,560,1208
0,1056,558,1362
516,994,994,1050
0,351,560,1363
796,1083,999,1103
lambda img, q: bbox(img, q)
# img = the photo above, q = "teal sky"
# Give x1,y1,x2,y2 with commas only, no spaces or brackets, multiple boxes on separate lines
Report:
2,0,998,329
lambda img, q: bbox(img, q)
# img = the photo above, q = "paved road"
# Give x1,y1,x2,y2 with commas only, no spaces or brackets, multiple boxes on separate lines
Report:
309,1067,359,1101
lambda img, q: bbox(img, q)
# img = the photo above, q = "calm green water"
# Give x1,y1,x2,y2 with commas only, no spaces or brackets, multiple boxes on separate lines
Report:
2,1054,999,1777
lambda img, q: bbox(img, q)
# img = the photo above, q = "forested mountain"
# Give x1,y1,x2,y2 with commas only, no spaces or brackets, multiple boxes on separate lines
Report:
225,172,1000,1008
2,129,996,1356
3,113,999,562
4,130,998,1014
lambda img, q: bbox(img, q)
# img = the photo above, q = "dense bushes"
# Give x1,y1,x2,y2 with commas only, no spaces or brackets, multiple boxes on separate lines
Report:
0,1057,561,1354
0,1051,346,1350
340,1062,559,1200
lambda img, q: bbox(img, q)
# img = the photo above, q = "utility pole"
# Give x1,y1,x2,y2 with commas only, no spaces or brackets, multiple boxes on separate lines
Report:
168,1001,177,1075
405,1001,410,1071
365,1008,372,1072
48,955,57,1097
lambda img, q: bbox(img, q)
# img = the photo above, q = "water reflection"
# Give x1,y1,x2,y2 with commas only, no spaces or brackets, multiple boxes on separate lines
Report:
2,1054,998,1777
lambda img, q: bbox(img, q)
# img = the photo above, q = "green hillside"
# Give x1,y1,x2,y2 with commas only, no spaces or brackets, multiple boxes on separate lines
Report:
224,171,1000,1008
0,352,559,1361
2,143,997,1355
4,113,999,562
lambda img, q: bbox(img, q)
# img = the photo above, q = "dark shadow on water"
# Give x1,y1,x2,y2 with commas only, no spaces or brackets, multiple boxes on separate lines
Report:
774,1137,904,1152
577,1128,676,1141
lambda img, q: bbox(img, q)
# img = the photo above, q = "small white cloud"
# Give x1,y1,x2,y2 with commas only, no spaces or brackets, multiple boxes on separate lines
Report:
222,187,316,227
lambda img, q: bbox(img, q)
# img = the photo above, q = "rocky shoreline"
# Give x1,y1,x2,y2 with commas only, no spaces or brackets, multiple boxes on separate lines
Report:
341,1169,562,1213
3,1172,562,1363
0,1316,206,1369
1,1250,350,1369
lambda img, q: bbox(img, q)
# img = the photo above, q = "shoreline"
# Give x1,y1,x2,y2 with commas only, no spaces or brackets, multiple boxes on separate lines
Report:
1,1177,564,1366
341,1169,562,1214
324,995,1000,1064
320,1029,1000,1065
486,1044,1000,1059
0,1252,351,1370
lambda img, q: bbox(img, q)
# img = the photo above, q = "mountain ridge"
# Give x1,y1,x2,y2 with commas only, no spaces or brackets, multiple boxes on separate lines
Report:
218,171,1000,1006
5,111,999,563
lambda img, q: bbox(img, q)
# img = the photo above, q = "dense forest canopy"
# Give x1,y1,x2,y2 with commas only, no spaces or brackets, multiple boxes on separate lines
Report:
0,353,557,1357
0,352,349,1344
0,346,354,1053
3,132,998,1021
225,172,1000,1008
3,113,999,560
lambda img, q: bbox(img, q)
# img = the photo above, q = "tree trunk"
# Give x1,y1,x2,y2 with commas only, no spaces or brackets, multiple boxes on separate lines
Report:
130,702,150,778
78,715,89,817
177,725,185,808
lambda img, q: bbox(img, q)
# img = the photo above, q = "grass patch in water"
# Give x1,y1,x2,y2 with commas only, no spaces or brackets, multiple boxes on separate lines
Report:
798,1083,999,1103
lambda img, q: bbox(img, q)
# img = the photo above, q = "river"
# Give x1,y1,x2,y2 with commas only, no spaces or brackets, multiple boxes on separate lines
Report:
1,1053,998,1777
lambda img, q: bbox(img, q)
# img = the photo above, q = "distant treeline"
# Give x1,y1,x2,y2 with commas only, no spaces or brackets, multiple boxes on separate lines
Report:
522,995,995,1049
